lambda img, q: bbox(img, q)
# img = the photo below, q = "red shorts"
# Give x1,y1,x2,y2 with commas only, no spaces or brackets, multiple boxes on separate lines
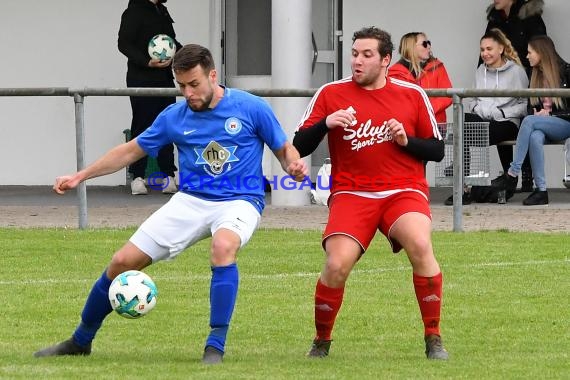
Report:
323,191,432,253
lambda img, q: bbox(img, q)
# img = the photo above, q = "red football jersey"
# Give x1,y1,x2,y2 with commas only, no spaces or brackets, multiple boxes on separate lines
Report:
297,77,441,196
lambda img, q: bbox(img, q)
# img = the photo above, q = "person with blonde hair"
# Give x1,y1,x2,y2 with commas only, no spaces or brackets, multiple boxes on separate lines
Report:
444,28,528,205
483,0,547,192
493,35,570,205
483,0,546,75
389,32,452,124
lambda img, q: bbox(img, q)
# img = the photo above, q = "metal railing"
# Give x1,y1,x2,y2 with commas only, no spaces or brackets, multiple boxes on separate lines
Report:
1,87,569,230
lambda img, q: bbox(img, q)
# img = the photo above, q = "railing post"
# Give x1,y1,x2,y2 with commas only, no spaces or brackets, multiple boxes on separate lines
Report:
73,92,88,229
452,94,464,232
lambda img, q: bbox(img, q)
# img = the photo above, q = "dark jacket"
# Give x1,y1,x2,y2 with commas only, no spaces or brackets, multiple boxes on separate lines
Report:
481,0,546,73
118,0,183,83
529,60,570,122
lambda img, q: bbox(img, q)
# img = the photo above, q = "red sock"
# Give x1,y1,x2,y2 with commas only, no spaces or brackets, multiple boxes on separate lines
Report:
314,278,344,341
413,272,443,336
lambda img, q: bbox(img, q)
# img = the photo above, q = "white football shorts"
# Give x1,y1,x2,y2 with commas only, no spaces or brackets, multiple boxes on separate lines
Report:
129,192,261,262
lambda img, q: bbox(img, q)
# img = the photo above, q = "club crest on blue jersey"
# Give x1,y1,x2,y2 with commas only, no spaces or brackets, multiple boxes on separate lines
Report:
224,117,243,135
194,140,239,175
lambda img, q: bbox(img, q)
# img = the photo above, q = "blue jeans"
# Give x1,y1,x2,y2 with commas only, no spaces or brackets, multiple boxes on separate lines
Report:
509,115,570,190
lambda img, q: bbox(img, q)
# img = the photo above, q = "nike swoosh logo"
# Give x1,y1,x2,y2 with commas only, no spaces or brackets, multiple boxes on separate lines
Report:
183,130,196,135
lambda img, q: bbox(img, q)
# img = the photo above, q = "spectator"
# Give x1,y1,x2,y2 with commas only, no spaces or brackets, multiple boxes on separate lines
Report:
390,32,453,124
118,0,182,195
482,0,547,191
483,0,547,74
492,35,570,205
445,29,529,205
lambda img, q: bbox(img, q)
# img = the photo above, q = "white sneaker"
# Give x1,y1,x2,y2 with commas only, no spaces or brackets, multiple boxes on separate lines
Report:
162,176,178,194
131,177,148,195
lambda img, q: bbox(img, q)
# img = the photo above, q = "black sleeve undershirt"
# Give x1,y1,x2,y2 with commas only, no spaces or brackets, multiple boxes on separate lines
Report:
293,119,444,162
403,137,445,162
292,119,329,158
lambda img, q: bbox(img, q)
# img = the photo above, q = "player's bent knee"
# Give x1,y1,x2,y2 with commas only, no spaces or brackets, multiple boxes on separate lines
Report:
403,237,433,260
108,246,152,278
411,236,432,254
323,260,353,284
210,239,239,266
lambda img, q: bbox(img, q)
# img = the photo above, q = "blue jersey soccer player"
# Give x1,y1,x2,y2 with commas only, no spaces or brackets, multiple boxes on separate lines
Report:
34,44,307,365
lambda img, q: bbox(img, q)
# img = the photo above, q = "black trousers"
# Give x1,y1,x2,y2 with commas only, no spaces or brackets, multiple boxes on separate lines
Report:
464,113,531,174
127,77,177,178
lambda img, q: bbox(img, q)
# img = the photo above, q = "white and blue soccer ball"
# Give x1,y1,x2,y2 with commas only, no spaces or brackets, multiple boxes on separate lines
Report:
108,270,158,319
148,34,176,61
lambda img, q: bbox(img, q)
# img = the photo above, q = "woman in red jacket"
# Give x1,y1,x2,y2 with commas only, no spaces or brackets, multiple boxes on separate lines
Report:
389,32,453,124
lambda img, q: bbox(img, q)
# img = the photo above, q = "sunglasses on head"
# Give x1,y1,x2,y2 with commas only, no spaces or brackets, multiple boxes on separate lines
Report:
420,40,431,48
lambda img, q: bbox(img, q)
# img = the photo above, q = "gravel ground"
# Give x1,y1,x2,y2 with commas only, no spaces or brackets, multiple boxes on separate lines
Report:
1,186,570,232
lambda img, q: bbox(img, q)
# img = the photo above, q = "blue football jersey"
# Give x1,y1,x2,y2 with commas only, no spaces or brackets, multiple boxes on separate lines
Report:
136,87,287,213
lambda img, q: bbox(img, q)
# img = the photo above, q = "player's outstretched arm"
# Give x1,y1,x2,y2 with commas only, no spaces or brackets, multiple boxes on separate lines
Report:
272,142,308,182
53,139,147,195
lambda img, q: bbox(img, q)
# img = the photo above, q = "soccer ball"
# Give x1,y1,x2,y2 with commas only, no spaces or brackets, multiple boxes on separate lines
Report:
108,270,158,319
148,34,176,61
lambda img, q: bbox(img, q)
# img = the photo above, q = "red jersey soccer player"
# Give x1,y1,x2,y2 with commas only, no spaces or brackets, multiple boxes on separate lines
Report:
293,26,448,360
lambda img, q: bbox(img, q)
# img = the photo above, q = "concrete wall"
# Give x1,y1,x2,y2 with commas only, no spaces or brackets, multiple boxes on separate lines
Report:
1,0,569,187
0,0,208,185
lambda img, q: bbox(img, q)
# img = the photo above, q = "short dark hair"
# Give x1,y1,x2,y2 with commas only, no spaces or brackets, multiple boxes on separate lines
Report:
172,44,215,73
352,27,394,57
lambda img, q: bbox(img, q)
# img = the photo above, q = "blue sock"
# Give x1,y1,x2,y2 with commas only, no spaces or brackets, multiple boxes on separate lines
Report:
72,270,113,347
205,263,239,353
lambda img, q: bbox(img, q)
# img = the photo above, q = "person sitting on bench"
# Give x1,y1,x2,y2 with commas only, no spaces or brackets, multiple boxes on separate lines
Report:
492,35,570,205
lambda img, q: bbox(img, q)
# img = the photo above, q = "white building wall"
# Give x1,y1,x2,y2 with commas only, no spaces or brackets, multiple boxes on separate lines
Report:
0,0,569,187
0,0,208,185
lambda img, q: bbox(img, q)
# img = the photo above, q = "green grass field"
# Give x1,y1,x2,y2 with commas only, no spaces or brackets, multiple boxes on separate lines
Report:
1,228,568,379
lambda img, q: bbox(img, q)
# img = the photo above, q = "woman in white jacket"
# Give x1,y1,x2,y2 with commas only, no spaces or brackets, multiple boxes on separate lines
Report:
445,28,528,205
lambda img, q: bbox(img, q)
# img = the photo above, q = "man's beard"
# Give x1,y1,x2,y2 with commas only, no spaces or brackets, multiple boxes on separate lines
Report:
353,74,373,87
188,92,213,112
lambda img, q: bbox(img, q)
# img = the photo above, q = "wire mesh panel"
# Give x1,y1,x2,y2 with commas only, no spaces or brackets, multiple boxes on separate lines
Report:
434,122,491,186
